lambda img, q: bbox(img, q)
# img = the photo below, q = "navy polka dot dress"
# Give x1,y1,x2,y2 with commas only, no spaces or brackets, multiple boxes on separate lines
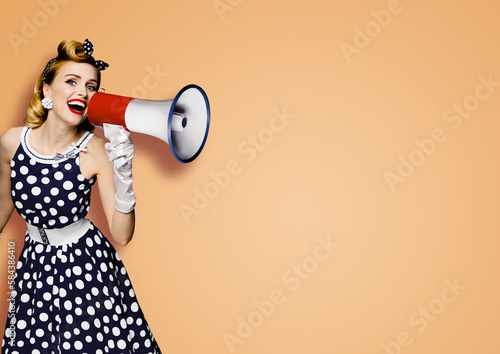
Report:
2,127,162,353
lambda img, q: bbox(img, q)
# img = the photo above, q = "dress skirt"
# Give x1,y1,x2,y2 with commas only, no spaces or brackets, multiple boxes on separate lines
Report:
2,221,162,354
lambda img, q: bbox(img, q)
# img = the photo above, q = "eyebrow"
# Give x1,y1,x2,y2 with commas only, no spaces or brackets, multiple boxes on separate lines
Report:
64,74,98,83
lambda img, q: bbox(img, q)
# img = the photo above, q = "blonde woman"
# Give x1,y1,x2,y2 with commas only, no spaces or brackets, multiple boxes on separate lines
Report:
0,39,161,353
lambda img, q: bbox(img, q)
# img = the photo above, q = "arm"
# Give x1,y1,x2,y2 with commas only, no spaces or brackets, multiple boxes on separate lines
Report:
0,128,21,234
82,136,135,246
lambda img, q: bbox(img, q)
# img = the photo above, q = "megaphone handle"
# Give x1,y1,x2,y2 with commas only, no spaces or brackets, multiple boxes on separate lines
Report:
103,124,134,167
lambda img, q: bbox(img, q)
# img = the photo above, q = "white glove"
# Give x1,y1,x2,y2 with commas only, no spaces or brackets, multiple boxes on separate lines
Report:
103,124,136,213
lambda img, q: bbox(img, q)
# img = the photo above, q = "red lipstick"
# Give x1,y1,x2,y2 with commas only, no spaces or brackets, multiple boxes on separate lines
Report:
67,99,87,115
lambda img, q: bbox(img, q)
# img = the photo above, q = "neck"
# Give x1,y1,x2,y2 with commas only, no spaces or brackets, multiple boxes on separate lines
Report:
31,119,82,155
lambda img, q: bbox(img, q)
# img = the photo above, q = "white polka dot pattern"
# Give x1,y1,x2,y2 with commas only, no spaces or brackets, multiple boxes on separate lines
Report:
4,127,161,352
10,129,95,229
3,229,161,353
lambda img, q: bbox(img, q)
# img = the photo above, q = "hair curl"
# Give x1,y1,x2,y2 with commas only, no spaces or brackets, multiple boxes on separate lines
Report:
25,39,102,132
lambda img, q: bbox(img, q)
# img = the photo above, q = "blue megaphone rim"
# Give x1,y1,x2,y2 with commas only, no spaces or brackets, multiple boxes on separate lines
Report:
167,84,210,163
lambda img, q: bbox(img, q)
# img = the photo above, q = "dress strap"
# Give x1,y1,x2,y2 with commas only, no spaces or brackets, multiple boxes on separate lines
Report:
77,130,94,151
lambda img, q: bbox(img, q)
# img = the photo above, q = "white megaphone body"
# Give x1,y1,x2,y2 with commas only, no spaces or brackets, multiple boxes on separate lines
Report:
87,84,210,163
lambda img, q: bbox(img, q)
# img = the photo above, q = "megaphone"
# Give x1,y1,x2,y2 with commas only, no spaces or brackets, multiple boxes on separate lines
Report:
87,84,210,163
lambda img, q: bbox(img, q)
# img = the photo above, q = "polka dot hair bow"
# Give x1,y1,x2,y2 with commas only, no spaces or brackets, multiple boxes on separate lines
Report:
42,39,109,85
83,38,109,71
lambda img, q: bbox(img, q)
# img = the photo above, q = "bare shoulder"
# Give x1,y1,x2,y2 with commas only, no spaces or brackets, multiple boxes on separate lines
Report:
0,127,23,147
86,134,106,154
0,127,23,161
79,134,110,178
85,135,110,162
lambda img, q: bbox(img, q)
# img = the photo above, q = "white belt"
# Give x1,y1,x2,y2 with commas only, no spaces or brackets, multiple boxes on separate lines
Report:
26,219,91,246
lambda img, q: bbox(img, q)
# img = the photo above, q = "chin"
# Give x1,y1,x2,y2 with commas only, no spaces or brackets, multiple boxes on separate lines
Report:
65,116,86,127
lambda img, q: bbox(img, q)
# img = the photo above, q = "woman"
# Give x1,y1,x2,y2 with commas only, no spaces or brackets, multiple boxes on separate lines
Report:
0,39,162,353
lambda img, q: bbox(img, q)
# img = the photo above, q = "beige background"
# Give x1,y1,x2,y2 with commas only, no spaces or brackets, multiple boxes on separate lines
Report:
1,0,499,353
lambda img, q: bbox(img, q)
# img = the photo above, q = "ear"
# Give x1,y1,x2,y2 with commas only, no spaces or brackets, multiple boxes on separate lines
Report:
43,83,50,99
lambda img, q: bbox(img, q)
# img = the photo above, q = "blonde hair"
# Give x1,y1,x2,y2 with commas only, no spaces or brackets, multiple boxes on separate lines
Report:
25,39,102,132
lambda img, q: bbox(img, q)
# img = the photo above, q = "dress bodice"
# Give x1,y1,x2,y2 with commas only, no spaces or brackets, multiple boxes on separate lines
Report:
10,127,96,229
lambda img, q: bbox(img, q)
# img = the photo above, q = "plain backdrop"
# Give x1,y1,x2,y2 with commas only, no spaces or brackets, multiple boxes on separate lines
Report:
0,0,499,353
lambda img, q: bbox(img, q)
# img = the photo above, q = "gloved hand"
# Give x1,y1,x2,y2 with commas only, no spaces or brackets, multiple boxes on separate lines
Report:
103,123,136,213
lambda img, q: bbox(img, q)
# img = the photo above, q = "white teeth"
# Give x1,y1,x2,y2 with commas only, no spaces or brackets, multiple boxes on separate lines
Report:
68,101,86,108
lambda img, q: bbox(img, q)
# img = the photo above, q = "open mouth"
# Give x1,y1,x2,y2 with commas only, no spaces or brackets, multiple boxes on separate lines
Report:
67,99,87,115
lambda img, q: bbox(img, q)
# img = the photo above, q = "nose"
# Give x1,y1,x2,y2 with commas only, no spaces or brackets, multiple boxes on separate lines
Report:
76,83,89,98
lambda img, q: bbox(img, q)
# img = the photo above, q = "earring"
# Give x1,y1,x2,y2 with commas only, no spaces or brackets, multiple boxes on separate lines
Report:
42,97,53,109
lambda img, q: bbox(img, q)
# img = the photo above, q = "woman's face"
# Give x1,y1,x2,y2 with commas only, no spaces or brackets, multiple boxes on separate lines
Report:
44,61,99,127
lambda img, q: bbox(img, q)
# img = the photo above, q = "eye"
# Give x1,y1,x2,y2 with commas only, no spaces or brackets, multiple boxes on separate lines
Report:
87,85,96,91
65,79,76,85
